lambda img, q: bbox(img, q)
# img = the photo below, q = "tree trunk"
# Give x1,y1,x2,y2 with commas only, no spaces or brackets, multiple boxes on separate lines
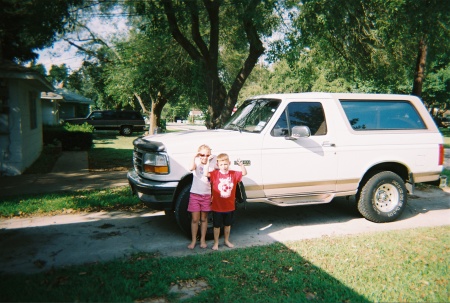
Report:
149,93,167,134
412,37,427,97
205,73,228,129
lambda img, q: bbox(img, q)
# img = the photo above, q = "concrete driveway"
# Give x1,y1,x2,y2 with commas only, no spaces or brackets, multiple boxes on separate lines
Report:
1,185,448,274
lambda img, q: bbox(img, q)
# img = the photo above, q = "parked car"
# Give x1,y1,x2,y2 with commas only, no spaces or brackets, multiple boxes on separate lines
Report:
127,93,444,236
64,110,147,135
441,116,450,128
433,116,450,128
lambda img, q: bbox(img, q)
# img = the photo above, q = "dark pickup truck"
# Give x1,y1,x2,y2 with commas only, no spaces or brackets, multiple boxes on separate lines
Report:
64,110,147,135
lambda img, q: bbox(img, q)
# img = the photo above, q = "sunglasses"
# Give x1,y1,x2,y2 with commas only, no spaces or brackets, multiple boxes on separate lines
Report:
198,153,211,157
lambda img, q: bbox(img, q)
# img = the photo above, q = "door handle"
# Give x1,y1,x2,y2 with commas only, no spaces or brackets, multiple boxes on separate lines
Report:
322,141,336,147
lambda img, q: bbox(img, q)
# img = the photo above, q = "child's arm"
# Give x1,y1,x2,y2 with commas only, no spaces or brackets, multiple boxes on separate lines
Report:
237,159,247,176
189,154,198,171
204,155,214,177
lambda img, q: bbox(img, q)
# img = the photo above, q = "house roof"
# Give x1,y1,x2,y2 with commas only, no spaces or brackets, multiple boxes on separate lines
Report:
41,91,64,100
0,60,53,91
40,88,94,105
54,87,94,105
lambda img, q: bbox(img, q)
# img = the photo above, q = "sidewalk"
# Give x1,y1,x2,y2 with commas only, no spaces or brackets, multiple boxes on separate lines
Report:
0,151,128,198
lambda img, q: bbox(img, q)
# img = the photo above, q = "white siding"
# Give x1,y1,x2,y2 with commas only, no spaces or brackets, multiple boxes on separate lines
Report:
1,79,43,175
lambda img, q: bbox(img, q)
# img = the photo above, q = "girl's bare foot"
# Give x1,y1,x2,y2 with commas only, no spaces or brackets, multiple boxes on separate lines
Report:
200,242,208,249
188,242,196,249
212,244,219,250
224,241,234,248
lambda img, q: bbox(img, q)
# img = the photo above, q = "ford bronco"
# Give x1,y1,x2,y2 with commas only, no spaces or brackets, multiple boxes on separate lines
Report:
127,93,444,236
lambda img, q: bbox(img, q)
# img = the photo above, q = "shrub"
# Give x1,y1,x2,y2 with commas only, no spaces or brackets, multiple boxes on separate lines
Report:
63,122,94,133
43,124,93,151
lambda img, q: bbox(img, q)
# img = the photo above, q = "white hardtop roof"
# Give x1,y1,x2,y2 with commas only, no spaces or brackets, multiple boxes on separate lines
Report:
248,92,419,101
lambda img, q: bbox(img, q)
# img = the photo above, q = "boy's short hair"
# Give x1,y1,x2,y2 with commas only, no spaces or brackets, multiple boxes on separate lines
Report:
216,153,229,162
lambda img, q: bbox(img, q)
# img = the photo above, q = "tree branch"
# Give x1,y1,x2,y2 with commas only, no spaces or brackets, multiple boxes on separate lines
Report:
227,0,265,103
162,0,202,61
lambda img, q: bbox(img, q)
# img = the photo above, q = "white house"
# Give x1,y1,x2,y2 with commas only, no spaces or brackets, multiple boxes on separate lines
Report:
41,88,93,126
41,91,64,125
0,60,53,176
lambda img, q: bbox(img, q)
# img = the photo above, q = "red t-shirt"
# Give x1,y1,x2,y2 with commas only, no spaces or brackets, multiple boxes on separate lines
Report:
209,170,243,212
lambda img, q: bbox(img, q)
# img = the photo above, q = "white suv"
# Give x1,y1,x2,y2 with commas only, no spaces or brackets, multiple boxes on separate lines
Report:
128,93,444,235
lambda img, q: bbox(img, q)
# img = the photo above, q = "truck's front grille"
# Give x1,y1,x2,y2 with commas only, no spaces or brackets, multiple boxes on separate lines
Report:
133,148,143,174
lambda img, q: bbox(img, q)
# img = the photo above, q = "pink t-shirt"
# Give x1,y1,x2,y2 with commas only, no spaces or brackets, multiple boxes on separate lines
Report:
209,170,243,212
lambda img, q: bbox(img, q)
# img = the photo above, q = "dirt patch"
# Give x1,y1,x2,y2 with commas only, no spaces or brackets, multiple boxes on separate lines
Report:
169,279,210,300
135,279,210,302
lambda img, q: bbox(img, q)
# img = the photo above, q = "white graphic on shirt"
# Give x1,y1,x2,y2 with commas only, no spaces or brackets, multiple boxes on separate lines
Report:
217,176,233,198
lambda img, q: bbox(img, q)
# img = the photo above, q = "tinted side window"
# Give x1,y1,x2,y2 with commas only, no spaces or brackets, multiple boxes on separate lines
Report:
119,111,142,120
271,102,327,137
340,100,426,130
90,112,103,119
102,111,117,120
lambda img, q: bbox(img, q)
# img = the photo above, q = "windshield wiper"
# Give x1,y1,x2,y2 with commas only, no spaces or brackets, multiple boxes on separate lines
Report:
226,123,243,133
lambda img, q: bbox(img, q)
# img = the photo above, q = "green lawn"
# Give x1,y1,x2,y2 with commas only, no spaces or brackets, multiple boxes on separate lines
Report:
0,226,448,302
89,131,138,171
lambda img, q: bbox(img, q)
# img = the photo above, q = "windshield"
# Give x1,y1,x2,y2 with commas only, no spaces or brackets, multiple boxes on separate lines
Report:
223,98,281,133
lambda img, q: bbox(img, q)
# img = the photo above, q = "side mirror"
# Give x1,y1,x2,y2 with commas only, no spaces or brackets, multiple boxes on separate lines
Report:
286,125,311,140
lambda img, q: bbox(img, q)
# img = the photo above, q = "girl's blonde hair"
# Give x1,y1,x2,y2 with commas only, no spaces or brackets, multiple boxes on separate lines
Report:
197,144,211,152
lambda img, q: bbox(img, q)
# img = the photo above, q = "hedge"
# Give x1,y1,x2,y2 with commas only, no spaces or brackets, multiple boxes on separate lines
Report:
43,124,94,151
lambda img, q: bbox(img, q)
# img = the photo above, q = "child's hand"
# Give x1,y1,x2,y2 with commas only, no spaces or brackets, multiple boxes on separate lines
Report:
236,158,243,166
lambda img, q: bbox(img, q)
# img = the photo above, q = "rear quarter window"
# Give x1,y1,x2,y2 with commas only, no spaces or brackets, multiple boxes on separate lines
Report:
118,111,143,120
340,100,426,130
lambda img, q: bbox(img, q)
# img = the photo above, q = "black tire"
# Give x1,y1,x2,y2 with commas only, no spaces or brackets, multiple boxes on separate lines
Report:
357,171,407,223
120,126,133,136
174,185,215,240
174,185,191,237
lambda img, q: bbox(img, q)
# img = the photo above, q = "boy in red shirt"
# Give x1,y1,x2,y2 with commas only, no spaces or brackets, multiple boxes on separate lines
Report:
204,153,247,250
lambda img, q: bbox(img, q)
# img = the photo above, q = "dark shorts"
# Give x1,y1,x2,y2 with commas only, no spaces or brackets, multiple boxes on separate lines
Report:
212,211,234,228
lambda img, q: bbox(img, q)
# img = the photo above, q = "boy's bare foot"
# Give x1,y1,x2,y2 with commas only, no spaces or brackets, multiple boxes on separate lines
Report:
188,242,196,249
200,242,208,249
224,241,234,248
212,244,219,251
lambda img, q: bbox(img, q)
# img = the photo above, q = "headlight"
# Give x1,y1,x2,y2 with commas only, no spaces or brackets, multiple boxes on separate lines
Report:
143,153,169,174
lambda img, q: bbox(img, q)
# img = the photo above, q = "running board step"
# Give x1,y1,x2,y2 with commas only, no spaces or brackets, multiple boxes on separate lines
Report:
259,194,335,207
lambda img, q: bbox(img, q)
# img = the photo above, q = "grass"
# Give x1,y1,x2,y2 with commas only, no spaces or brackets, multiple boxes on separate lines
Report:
88,131,138,171
0,226,448,302
0,187,145,217
441,127,450,148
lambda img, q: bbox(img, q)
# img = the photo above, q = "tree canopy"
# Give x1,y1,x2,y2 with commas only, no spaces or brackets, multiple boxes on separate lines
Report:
0,0,82,62
23,0,449,124
270,0,449,94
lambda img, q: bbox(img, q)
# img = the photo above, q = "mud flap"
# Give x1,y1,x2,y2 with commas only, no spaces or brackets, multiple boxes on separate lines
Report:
235,181,247,210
